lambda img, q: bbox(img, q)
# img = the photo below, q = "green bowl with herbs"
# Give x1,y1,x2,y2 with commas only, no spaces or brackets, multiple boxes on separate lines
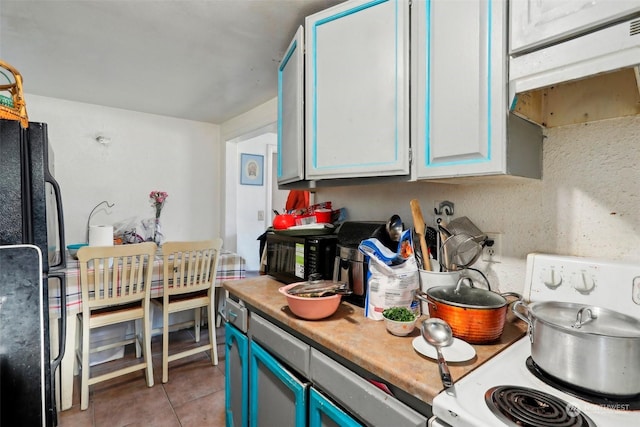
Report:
382,307,417,336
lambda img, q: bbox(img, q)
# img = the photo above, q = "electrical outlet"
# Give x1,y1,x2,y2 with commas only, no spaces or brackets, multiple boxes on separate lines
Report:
482,232,502,263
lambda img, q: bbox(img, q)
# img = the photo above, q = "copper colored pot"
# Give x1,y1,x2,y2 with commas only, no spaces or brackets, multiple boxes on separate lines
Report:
417,278,521,344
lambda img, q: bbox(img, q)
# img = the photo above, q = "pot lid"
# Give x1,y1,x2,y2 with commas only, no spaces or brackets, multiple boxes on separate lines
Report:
285,278,350,297
529,301,640,338
427,281,507,309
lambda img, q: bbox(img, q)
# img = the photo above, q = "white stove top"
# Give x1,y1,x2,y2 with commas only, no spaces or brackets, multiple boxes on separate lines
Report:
431,338,639,426
429,253,640,427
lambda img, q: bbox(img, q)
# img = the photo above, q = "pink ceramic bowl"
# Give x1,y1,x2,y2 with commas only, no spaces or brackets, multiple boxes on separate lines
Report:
279,283,341,320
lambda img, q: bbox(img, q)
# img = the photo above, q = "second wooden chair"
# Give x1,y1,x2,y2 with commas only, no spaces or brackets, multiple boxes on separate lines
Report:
153,239,223,383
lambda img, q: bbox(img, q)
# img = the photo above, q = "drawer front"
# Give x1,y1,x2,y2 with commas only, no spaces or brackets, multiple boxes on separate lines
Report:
249,313,311,378
310,348,427,427
224,297,248,333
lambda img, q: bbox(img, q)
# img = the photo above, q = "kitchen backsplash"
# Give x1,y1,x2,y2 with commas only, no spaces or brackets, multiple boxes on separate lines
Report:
316,115,640,295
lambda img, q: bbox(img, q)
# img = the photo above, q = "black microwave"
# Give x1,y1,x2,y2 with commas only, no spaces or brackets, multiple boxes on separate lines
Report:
265,232,337,284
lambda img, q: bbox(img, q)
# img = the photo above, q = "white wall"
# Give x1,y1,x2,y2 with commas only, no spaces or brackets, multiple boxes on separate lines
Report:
26,94,221,246
316,115,640,294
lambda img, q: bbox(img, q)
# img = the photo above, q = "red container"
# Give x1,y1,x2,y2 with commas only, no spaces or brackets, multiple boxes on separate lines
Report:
314,209,332,224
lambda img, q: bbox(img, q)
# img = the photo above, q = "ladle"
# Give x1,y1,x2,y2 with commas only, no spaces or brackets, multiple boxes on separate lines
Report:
386,214,403,242
421,318,454,388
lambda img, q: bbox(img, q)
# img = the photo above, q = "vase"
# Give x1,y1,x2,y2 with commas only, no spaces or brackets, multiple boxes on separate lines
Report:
153,218,164,245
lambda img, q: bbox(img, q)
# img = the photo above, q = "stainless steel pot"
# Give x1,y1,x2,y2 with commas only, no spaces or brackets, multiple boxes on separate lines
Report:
513,300,640,396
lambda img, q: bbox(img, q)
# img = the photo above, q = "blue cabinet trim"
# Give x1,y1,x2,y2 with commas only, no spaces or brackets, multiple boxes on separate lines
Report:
277,39,298,178
424,0,432,168
424,0,493,168
309,0,401,171
486,0,493,161
249,340,307,427
225,323,248,427
309,388,361,427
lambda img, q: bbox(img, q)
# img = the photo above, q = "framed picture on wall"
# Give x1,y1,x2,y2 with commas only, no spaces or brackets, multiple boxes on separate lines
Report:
240,153,264,186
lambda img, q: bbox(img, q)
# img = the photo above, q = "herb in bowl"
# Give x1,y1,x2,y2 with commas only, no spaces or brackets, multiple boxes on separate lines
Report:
382,307,416,322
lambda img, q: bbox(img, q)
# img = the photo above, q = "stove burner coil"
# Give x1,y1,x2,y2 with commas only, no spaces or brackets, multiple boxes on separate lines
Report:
485,386,597,427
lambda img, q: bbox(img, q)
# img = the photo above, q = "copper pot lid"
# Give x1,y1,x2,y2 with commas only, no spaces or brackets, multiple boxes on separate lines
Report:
426,278,513,309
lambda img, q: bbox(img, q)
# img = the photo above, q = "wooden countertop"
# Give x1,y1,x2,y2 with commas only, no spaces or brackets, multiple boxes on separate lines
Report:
223,276,527,406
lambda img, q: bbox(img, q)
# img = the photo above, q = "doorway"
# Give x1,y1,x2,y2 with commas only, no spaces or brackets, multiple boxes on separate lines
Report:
223,124,288,272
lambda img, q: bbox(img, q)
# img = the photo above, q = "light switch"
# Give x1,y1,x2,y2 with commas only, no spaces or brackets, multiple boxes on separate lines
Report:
258,210,264,221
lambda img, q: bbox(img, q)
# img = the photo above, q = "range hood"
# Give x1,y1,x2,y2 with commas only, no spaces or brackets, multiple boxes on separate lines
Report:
509,15,640,127
510,15,640,97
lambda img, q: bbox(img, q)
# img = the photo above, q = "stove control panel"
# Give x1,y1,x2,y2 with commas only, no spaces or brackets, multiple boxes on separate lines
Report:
524,253,640,317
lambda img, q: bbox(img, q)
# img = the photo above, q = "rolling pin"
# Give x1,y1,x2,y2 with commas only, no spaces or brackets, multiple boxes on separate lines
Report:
410,199,432,271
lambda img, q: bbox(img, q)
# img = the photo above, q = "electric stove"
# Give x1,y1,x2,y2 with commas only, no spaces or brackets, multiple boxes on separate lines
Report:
428,253,640,427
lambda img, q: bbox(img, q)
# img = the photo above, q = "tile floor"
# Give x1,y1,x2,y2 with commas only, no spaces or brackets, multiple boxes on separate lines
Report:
58,325,227,427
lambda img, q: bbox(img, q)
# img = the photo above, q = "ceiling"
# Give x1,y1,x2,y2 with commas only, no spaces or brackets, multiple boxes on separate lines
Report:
0,0,344,124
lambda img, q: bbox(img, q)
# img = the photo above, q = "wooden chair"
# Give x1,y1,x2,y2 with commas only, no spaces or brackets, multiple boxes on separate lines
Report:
75,242,157,410
153,239,223,383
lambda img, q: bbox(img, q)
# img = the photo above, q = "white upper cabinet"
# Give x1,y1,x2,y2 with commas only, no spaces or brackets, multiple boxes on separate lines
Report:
277,26,305,185
304,0,410,180
412,0,541,180
510,0,640,55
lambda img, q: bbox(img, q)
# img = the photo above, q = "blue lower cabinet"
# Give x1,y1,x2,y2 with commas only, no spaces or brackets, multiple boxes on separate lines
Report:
226,323,249,427
249,340,309,426
309,388,361,427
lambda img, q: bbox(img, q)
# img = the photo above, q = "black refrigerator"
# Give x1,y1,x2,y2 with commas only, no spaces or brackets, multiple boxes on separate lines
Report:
0,118,66,426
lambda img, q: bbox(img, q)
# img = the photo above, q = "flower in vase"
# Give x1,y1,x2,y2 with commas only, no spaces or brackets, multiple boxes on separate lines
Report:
149,190,168,219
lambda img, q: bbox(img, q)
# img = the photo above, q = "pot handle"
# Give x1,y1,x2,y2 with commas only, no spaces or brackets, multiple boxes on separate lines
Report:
572,306,598,329
512,300,534,342
454,276,474,293
500,292,522,302
415,290,438,311
511,300,531,325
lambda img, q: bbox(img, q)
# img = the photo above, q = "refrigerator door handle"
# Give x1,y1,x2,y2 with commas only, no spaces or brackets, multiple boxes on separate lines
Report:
49,272,66,372
45,172,66,271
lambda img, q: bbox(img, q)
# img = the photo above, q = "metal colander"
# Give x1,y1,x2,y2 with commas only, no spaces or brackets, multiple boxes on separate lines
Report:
445,216,487,244
439,233,482,271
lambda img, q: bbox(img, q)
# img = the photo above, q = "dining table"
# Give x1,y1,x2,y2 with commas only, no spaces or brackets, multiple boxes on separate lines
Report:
48,248,246,412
